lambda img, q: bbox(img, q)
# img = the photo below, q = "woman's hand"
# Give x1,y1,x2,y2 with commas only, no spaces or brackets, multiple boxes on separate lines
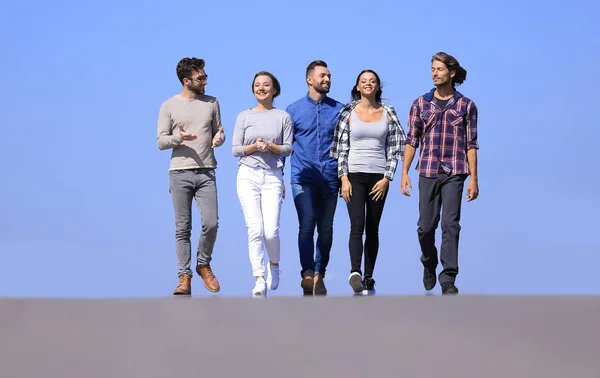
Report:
256,138,269,152
340,176,352,203
369,178,389,201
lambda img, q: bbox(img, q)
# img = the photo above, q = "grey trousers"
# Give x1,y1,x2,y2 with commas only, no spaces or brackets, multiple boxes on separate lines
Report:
169,168,218,277
417,172,467,284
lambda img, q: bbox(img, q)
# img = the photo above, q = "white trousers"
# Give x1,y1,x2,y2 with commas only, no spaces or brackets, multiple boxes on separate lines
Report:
236,164,283,277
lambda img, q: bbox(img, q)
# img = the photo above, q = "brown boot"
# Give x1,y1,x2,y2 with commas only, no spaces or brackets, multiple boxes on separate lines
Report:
301,271,314,296
314,273,327,296
173,274,191,295
196,264,220,292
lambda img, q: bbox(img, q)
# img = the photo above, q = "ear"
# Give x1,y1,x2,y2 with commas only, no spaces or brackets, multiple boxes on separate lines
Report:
450,70,456,78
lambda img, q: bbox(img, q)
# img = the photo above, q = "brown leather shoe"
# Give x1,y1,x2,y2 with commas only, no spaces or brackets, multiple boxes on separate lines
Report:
196,264,220,292
173,274,191,295
314,273,327,296
301,271,314,296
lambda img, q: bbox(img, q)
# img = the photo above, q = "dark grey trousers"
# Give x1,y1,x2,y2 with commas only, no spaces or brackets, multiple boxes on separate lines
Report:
417,172,467,284
169,168,219,277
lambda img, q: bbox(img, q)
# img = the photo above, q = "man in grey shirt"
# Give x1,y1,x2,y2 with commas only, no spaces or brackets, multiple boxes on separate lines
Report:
156,57,225,296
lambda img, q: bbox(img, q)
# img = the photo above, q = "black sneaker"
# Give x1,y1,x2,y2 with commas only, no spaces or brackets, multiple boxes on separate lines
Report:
363,276,376,291
423,268,436,291
441,282,459,295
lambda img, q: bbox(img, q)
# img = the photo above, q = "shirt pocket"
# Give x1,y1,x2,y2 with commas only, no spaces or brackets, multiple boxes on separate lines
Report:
447,109,466,141
420,109,436,126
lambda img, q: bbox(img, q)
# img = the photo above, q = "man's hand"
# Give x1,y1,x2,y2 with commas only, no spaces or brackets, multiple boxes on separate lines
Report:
282,183,286,199
178,124,197,141
212,126,225,148
341,176,352,203
466,178,479,202
466,149,478,202
369,178,389,201
400,173,412,196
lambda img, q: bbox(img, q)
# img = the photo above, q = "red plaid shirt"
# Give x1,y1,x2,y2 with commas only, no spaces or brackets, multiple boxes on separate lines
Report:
406,88,478,178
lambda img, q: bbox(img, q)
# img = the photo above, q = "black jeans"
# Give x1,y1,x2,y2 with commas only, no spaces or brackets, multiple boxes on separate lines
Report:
417,171,467,284
346,172,389,278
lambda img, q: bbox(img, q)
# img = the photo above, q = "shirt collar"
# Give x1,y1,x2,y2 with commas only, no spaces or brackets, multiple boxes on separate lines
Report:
424,87,463,102
305,92,330,105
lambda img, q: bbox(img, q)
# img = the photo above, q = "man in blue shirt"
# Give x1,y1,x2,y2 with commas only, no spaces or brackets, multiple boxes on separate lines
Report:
285,60,344,296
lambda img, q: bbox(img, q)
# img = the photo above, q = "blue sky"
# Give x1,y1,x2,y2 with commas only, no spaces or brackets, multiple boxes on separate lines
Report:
1,0,598,298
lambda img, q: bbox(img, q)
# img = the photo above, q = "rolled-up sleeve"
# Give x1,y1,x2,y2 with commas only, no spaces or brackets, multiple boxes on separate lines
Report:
383,109,406,181
466,101,479,150
336,123,350,178
406,102,423,148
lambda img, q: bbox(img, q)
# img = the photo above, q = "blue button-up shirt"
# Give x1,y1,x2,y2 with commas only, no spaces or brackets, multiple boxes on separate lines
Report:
284,93,344,197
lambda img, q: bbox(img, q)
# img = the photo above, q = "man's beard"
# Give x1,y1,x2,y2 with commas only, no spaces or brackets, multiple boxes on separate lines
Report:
188,83,205,95
314,84,329,94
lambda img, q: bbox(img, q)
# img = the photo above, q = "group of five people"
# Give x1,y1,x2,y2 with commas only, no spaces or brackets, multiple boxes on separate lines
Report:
156,52,479,298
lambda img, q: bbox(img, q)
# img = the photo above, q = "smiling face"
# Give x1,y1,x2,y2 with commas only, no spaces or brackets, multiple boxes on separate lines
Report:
307,65,331,94
253,75,277,102
351,69,382,103
431,60,455,87
356,71,379,98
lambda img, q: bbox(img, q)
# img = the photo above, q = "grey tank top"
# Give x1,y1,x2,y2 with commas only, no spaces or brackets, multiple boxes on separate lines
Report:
347,108,388,174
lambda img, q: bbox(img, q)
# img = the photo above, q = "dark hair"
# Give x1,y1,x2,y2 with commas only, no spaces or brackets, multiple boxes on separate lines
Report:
252,71,281,99
431,52,467,86
305,60,328,82
351,69,383,103
176,57,205,85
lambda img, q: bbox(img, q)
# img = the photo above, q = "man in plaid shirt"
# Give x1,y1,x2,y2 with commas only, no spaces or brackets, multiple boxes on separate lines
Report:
400,52,479,295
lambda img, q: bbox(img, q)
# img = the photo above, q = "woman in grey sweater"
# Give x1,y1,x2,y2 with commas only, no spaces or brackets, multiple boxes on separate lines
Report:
232,71,293,298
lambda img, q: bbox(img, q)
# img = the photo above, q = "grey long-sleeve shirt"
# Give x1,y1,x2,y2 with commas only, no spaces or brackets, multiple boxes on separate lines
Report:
156,95,223,171
232,108,293,170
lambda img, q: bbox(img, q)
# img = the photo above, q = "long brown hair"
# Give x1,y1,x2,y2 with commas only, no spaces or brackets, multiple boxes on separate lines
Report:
432,52,467,86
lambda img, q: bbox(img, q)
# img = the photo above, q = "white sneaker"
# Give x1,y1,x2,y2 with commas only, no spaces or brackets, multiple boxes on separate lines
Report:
348,272,363,293
266,262,280,290
253,278,267,298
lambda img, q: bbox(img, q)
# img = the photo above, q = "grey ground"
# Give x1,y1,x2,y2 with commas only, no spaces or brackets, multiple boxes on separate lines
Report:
1,295,599,378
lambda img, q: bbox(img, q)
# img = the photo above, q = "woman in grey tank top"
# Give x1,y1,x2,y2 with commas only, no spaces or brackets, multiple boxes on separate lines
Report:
330,69,407,294
232,71,293,298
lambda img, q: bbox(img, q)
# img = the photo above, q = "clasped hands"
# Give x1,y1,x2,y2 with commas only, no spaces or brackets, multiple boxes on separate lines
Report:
255,137,271,152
